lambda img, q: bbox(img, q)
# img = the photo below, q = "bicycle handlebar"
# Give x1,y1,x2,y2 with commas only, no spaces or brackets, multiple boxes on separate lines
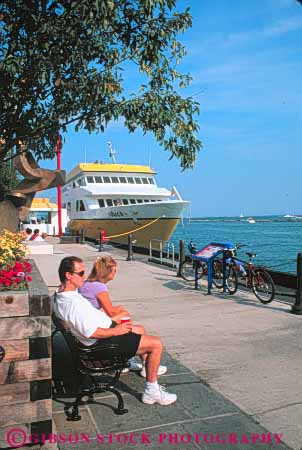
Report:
235,243,247,249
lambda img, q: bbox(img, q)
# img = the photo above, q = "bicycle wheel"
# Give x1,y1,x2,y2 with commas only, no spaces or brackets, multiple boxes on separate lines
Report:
251,269,275,304
212,260,238,294
212,259,223,288
180,259,205,282
225,266,238,295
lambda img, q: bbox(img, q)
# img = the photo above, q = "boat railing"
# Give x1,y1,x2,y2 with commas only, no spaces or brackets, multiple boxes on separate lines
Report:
149,239,175,268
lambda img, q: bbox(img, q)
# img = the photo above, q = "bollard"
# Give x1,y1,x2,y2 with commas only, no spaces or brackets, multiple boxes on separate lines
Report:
127,234,133,261
177,240,185,277
80,228,84,244
98,231,103,252
291,253,302,314
222,250,227,293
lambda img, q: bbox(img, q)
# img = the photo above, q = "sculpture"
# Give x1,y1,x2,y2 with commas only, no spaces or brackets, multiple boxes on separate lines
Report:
0,143,65,232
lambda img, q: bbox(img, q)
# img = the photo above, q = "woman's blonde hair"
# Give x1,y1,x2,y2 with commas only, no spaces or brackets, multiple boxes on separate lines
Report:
88,255,117,281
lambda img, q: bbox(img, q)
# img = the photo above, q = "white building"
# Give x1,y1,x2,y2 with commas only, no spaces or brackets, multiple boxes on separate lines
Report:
23,197,68,235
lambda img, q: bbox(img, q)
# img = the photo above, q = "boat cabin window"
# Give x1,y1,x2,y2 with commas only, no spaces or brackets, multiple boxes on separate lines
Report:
135,177,142,184
111,177,119,183
95,176,103,183
151,199,156,202
144,199,150,202
127,177,135,184
98,199,105,208
137,199,143,203
113,199,122,206
76,200,86,211
86,176,94,183
103,176,111,183
130,199,136,204
148,178,155,184
78,178,86,186
67,202,71,210
119,177,127,183
122,199,129,205
106,199,113,207
142,178,149,184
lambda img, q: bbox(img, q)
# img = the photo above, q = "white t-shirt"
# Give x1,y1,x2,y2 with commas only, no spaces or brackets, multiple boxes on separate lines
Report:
52,289,112,346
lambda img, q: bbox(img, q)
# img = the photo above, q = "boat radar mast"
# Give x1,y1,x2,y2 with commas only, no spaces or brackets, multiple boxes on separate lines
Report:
107,141,117,164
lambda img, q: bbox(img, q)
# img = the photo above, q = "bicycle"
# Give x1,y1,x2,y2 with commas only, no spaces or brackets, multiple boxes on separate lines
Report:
212,254,238,294
179,240,206,282
180,241,237,293
212,244,276,303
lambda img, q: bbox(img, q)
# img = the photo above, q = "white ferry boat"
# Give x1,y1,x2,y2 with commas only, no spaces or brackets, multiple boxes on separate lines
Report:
62,150,189,248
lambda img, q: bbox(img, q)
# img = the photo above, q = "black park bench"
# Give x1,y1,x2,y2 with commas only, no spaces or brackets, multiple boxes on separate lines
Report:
52,314,129,421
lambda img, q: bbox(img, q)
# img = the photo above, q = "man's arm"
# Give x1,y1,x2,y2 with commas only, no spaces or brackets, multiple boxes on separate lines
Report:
90,322,132,339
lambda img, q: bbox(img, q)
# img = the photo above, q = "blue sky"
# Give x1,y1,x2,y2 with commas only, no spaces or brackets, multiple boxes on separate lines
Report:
42,0,302,217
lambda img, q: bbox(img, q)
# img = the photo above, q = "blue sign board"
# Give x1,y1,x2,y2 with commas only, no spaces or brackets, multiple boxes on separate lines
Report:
192,242,235,293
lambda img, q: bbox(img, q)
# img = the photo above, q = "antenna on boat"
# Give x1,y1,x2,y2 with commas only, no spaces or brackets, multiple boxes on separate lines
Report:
107,141,117,163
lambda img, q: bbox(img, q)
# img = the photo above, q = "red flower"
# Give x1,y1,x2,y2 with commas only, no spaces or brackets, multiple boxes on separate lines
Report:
14,278,21,283
14,262,23,271
23,262,32,273
26,276,32,282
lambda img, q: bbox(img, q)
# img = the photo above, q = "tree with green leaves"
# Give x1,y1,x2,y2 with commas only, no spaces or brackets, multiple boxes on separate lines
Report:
0,0,201,175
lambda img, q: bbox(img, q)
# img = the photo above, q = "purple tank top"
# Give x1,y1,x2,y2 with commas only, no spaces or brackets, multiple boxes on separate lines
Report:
79,281,108,309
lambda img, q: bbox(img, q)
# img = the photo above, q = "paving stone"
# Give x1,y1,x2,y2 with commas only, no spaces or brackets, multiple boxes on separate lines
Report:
55,424,202,450
180,414,291,450
53,408,98,436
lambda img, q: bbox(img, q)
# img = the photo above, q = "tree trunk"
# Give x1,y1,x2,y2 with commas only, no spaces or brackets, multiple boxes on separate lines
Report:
0,200,20,232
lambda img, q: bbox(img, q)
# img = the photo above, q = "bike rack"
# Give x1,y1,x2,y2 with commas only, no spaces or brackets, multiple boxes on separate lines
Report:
192,242,235,294
149,239,175,268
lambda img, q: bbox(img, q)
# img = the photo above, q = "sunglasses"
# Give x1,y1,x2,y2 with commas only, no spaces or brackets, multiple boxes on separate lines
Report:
72,270,85,277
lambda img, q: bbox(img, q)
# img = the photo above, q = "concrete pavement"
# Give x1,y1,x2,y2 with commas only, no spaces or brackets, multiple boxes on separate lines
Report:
32,238,302,450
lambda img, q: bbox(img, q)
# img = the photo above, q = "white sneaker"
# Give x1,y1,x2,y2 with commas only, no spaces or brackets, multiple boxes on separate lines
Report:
121,358,143,374
140,364,167,378
142,385,177,405
129,358,143,371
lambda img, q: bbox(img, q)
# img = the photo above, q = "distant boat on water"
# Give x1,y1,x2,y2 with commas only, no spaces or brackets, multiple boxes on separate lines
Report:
247,217,256,224
283,214,302,220
240,212,244,218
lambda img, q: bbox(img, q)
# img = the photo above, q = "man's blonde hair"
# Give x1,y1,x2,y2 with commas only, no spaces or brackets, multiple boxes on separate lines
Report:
88,255,117,281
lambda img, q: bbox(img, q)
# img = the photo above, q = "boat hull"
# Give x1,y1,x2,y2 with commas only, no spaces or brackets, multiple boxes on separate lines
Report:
68,217,180,249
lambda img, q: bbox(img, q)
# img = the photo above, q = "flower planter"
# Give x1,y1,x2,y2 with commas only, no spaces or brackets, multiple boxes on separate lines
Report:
0,259,52,448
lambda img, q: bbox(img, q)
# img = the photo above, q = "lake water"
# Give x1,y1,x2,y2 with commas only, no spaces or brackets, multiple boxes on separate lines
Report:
170,216,302,274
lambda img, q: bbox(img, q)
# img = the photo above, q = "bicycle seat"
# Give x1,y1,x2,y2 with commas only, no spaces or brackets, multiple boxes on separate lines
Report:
246,252,257,258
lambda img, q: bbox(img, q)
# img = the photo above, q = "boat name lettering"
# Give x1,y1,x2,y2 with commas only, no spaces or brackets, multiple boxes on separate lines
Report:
108,211,128,218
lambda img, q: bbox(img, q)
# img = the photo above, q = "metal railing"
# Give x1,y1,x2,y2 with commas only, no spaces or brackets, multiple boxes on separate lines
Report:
149,239,175,267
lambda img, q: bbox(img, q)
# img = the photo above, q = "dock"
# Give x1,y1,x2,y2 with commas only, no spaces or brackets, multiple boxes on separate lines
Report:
24,238,302,449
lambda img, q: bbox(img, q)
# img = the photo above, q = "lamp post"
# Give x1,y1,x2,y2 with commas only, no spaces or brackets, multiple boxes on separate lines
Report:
56,134,62,237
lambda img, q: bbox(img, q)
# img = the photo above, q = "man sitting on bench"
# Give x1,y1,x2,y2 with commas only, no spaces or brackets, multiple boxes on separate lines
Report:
52,256,177,406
